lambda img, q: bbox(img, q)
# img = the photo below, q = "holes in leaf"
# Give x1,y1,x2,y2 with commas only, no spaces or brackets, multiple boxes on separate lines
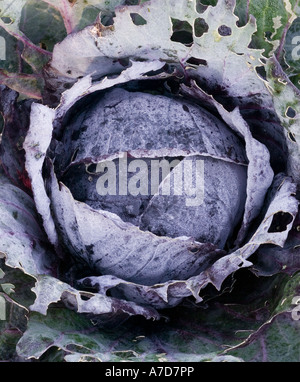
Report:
268,212,294,233
125,0,148,5
130,13,147,26
256,66,267,81
288,132,296,143
80,294,92,301
188,246,201,253
40,42,47,50
265,31,272,40
19,0,67,52
118,57,130,67
101,12,115,27
286,106,297,119
194,18,209,38
0,16,13,24
186,57,207,66
171,18,193,46
218,25,232,36
196,2,208,13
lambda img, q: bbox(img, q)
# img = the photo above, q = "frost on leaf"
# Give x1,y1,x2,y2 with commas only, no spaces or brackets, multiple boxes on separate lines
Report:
44,0,264,103
266,56,300,185
24,62,166,247
0,175,161,321
23,103,58,247
57,88,248,248
181,82,275,245
78,174,298,309
0,177,56,276
47,159,224,286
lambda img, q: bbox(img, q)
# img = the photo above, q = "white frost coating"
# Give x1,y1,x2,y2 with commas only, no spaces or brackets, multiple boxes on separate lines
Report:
79,175,298,309
24,103,58,246
54,60,166,131
48,162,223,286
30,274,160,320
24,62,167,247
0,180,56,276
180,82,275,244
139,155,247,249
266,57,300,185
49,0,263,98
189,175,298,291
214,104,275,244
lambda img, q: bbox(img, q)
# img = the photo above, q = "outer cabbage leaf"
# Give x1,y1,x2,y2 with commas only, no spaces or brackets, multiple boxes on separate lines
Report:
0,85,34,189
23,61,167,249
42,0,266,105
16,272,300,362
181,82,275,244
266,55,300,185
0,173,162,326
0,0,51,97
22,2,299,310
234,0,297,57
77,172,298,310
41,0,127,34
0,0,299,363
16,306,244,362
44,0,289,181
0,263,35,361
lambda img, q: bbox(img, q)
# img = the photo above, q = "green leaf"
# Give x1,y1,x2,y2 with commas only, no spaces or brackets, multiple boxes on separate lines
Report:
0,0,298,363
0,0,28,34
1,283,15,295
0,262,36,308
16,306,247,361
283,16,300,77
0,0,51,70
41,0,128,33
265,56,300,184
0,0,51,98
226,273,300,362
235,0,297,57
17,272,300,362
0,327,23,361
0,70,43,99
0,263,35,361
46,0,266,104
19,0,67,52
